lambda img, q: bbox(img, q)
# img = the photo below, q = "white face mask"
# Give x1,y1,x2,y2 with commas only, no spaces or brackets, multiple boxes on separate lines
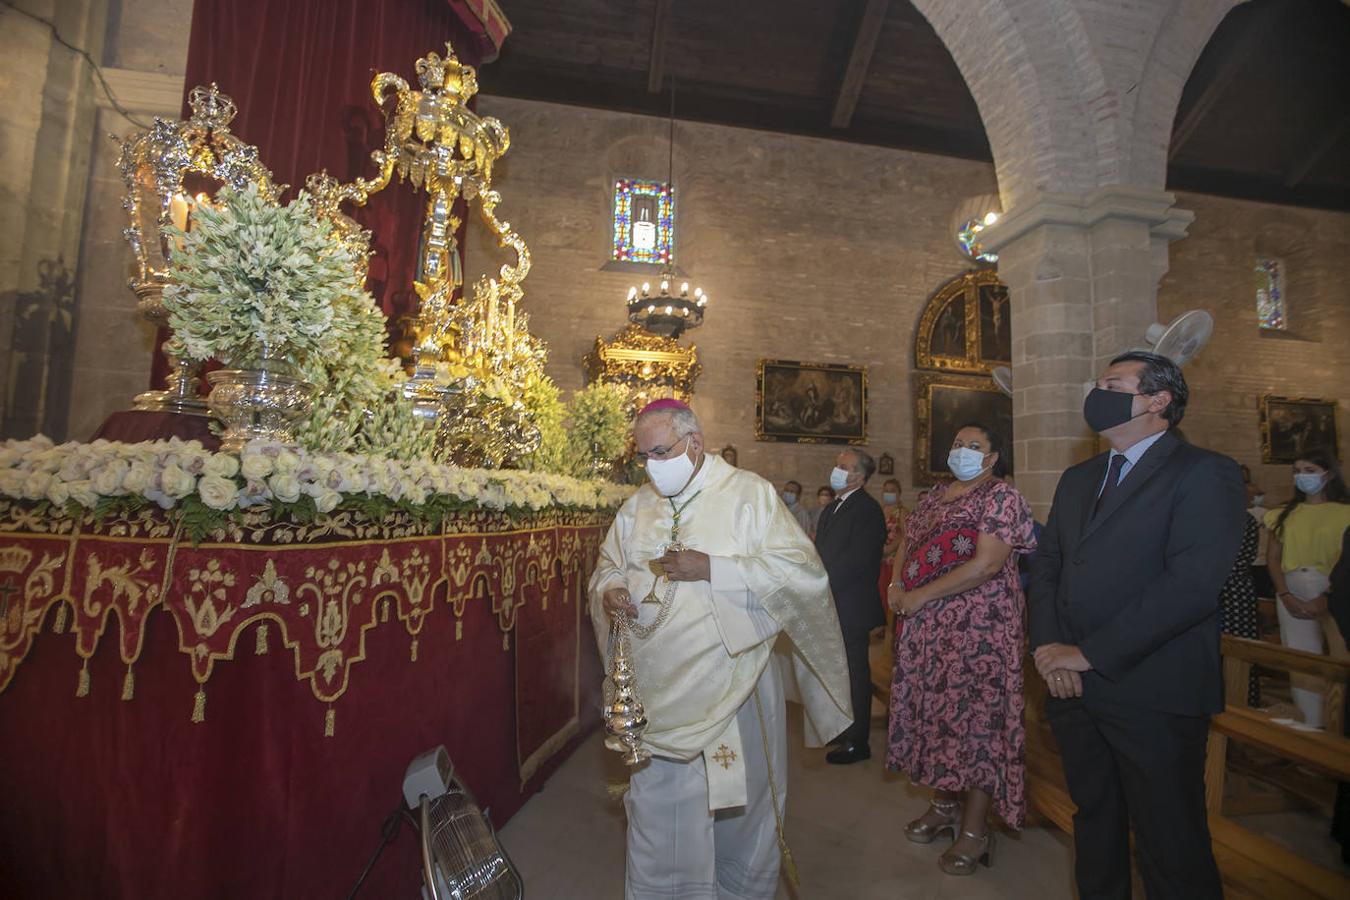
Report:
646,435,696,496
829,466,850,492
1294,472,1327,496
947,447,989,482
1251,494,1265,507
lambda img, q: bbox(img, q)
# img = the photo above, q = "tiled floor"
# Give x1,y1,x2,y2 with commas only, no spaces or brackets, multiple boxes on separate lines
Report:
499,703,1080,899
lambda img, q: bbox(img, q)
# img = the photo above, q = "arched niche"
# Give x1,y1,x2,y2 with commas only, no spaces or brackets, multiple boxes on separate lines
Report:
912,269,1013,486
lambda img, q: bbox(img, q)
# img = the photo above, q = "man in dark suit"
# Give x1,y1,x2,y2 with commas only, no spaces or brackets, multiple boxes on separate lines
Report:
814,447,888,764
1029,351,1246,900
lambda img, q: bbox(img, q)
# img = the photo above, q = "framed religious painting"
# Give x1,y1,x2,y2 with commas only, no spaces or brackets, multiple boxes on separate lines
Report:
914,269,1011,374
913,372,1013,486
755,360,868,445
1260,395,1340,463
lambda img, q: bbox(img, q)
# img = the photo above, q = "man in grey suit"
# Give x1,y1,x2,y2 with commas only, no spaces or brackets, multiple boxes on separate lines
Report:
1030,351,1245,900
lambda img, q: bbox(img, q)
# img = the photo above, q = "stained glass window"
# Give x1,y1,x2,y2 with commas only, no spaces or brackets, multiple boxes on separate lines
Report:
613,178,674,264
956,216,998,264
1256,257,1286,330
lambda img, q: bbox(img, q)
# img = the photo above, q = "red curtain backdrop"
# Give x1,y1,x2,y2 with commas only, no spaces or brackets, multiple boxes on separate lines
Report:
0,512,606,899
150,0,488,389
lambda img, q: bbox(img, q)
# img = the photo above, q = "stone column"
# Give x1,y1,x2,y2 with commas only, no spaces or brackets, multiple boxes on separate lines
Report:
0,0,107,440
981,187,1193,518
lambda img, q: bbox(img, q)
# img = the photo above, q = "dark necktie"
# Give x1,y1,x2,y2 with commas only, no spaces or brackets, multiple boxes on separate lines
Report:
1093,454,1127,519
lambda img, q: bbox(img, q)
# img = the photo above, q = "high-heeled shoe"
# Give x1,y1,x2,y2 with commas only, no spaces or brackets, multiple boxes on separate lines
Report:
903,798,962,844
938,829,996,875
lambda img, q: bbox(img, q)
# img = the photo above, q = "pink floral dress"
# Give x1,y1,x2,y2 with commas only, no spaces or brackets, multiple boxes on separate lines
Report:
885,478,1035,828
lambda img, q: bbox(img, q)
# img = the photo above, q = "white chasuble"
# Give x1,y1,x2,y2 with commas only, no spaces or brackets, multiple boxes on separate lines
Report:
588,454,852,809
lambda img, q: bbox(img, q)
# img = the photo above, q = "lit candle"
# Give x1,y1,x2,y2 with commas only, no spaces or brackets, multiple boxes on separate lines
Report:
681,282,689,296
169,193,190,234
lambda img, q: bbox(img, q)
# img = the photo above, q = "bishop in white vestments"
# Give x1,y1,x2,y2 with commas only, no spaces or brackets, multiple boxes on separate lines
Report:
589,400,852,899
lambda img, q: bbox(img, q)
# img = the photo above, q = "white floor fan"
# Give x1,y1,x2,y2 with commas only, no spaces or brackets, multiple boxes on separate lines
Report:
405,746,524,900
989,309,1215,399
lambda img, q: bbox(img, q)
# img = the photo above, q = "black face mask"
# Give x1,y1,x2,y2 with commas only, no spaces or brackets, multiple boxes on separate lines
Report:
1083,388,1147,433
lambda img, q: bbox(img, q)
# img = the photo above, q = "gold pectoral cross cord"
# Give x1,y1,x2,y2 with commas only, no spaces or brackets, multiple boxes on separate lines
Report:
630,490,701,639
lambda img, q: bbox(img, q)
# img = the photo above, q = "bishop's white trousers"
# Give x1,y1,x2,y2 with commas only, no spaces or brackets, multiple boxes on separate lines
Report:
623,662,787,900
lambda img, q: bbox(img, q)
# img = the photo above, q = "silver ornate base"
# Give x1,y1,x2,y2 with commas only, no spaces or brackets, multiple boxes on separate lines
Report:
131,357,211,416
206,363,315,452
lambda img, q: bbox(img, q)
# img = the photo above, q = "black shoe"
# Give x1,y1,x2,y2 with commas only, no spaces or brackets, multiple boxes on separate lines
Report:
826,742,871,765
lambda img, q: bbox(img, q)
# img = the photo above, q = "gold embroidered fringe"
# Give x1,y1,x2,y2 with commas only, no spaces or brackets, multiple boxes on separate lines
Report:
256,623,269,655
122,666,135,701
381,602,390,623
53,601,67,633
75,660,90,697
324,705,335,737
191,687,206,723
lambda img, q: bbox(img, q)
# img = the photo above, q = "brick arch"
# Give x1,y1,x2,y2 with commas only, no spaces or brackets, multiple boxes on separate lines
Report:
911,0,1243,206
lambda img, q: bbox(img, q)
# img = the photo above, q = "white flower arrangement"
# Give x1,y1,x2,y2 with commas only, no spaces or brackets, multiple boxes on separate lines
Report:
162,184,367,369
0,436,633,541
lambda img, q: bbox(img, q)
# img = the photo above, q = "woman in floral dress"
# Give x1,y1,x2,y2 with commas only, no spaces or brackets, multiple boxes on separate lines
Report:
886,423,1035,876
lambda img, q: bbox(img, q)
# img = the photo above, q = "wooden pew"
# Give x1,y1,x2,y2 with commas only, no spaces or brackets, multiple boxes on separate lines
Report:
1026,637,1350,900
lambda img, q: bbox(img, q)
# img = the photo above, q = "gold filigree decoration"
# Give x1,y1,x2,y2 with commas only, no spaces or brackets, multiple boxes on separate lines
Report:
584,324,702,411
185,558,237,641
243,559,290,608
82,549,161,619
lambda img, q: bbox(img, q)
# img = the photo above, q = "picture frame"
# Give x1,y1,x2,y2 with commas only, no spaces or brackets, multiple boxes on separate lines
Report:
755,359,868,445
1260,395,1339,464
913,371,1013,486
913,269,1011,374
878,452,894,476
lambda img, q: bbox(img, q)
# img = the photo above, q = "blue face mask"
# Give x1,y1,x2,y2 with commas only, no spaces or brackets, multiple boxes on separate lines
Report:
882,492,898,505
947,447,989,482
782,491,799,506
829,467,850,492
1294,472,1327,495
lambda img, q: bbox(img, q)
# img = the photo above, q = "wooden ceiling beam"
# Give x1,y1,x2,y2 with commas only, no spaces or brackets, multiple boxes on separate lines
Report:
1283,111,1349,188
1169,2,1285,160
830,0,890,129
647,0,672,94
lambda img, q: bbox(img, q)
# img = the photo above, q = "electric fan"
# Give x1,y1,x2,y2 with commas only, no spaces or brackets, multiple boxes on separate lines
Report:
404,746,523,900
1138,310,1214,366
991,366,1013,397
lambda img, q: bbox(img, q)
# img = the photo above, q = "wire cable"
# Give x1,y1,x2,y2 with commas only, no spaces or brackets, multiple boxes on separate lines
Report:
1,0,154,129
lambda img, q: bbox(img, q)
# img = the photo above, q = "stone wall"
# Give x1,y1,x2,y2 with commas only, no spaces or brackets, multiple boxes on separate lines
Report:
465,96,1350,510
464,95,1000,507
41,75,1350,514
1159,191,1350,508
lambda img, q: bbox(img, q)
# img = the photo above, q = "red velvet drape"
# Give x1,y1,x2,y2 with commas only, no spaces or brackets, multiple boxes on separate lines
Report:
150,0,483,390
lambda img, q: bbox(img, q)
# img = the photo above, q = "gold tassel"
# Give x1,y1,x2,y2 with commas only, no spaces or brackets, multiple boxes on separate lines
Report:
606,781,631,800
191,687,206,723
53,602,67,633
410,637,418,662
121,666,135,701
455,620,462,641
501,632,510,651
324,705,335,737
381,602,389,623
75,660,90,697
781,844,801,888
255,623,269,655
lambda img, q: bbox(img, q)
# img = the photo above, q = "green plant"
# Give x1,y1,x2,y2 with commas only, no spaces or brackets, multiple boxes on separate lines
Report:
564,382,631,478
